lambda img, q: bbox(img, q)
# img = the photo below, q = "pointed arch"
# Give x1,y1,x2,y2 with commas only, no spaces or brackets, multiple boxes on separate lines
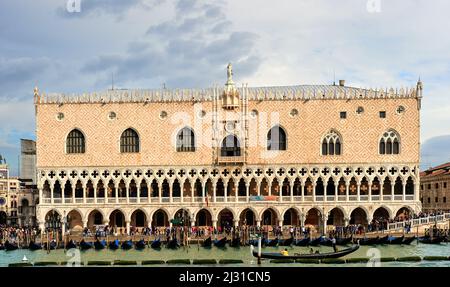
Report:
321,130,342,155
267,125,287,150
176,126,196,152
380,129,400,155
66,129,85,154
120,128,140,153
221,134,241,156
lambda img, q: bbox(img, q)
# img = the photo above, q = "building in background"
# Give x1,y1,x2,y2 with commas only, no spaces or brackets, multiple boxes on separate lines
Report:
420,162,450,212
0,158,20,225
20,139,37,186
34,64,422,235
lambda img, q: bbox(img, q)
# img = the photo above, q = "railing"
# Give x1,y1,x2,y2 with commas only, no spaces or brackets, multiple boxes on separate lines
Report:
315,196,324,201
338,195,346,201
405,195,414,201
360,195,369,201
64,198,73,204
217,156,244,164
173,197,182,203
216,197,225,202
118,198,127,203
161,197,170,203
293,196,302,202
227,197,236,202
43,198,51,204
238,196,247,202
151,198,159,203
194,197,203,202
349,195,358,201
371,195,380,201
282,196,291,201
75,198,84,204
304,196,313,201
394,195,403,201
383,195,391,201
326,196,335,201
139,198,148,203
53,198,62,204
129,198,137,203
96,198,105,204
108,198,116,204
387,212,450,231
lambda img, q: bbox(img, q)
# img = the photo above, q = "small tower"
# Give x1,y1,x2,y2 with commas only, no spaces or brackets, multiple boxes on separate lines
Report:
222,63,239,109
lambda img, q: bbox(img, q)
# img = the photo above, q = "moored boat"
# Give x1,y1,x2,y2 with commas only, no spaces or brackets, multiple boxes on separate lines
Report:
66,240,77,249
402,236,416,245
377,235,389,245
336,237,352,246
214,237,227,248
28,241,42,251
121,240,133,250
135,239,147,250
4,241,18,251
44,240,57,250
94,239,106,250
80,239,93,250
151,238,161,249
295,237,310,246
229,237,240,247
387,236,404,245
354,236,379,246
203,237,212,248
279,237,294,247
418,236,444,244
309,237,322,246
252,245,360,260
109,239,120,250
266,238,279,247
167,238,179,249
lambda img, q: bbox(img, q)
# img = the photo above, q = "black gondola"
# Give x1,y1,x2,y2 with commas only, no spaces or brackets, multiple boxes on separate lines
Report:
66,240,77,249
336,237,353,246
151,238,162,249
167,238,180,249
28,241,42,250
295,237,310,246
354,236,379,245
121,240,133,250
377,235,389,245
319,237,333,246
402,236,416,245
214,237,227,248
309,237,322,246
229,237,241,247
4,241,18,251
252,245,360,260
203,237,212,247
279,237,294,246
44,240,57,250
135,239,147,250
94,239,106,250
266,238,279,247
418,236,444,244
109,239,120,250
80,239,93,250
387,236,404,245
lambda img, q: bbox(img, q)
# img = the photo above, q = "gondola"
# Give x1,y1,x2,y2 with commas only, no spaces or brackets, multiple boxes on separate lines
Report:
309,237,322,246
354,237,379,246
28,241,42,251
43,240,57,250
109,239,120,250
252,245,360,260
229,237,241,247
377,235,389,245
402,236,416,245
295,237,310,246
135,239,147,250
214,237,227,248
266,238,279,247
279,237,294,247
151,238,162,249
167,238,180,249
66,240,77,249
336,237,353,246
80,239,93,250
203,237,212,248
4,241,18,251
418,236,444,244
121,240,133,250
319,237,333,246
94,239,106,250
387,236,404,245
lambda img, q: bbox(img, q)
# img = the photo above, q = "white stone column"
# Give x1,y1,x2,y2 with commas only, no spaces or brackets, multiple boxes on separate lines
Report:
38,187,43,204
61,186,65,204
268,183,272,196
391,183,395,201
169,181,173,203
257,181,261,196
312,183,317,202
233,219,239,228
368,181,372,202
256,220,261,227
414,180,420,201
301,181,305,202
180,183,184,203
115,184,119,204
402,180,406,201
94,185,97,204
245,182,250,202
83,184,86,204
345,182,350,202
322,215,328,235
191,183,195,203
357,183,361,201
126,221,130,235
224,182,228,203
50,187,54,204
72,186,76,203
212,183,217,203
148,183,152,203
334,182,338,202
158,182,162,203
191,218,195,227
279,182,283,202
212,220,217,229
104,184,108,202
61,220,66,235
126,185,129,204
201,182,206,203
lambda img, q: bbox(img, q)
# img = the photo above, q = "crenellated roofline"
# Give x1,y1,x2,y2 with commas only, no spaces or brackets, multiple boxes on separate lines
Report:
33,84,422,105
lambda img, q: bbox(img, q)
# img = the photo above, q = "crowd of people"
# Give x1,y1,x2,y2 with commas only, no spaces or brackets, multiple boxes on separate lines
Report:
0,224,40,244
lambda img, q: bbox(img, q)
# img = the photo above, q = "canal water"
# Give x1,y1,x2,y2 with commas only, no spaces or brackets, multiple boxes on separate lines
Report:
1,242,450,267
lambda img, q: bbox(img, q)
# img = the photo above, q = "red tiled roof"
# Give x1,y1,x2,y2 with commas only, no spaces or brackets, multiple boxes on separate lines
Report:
420,162,450,178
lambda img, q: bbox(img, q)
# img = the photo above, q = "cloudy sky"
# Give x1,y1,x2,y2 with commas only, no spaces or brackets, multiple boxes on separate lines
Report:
1,0,450,175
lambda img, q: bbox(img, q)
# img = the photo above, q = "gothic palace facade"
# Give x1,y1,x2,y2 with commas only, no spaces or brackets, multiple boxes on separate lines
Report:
35,64,423,234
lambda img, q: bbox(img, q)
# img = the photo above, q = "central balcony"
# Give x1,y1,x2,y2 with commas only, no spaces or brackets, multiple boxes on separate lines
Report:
217,155,244,164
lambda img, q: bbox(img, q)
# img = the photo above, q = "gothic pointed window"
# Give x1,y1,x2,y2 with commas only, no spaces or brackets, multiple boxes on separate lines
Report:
176,127,195,152
221,135,241,156
321,130,342,156
379,130,400,155
267,125,287,151
66,129,85,154
120,128,139,153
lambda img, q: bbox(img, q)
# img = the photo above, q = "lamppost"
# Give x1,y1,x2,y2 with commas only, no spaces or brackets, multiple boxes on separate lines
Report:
45,211,61,247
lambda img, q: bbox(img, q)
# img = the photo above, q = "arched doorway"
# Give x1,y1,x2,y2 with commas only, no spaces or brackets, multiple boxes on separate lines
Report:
109,210,125,228
373,207,391,230
87,210,104,230
305,208,322,235
152,209,169,227
131,209,147,228
218,208,234,229
66,210,83,231
395,207,412,220
196,209,212,226
327,208,345,227
283,208,299,226
261,208,277,226
239,208,256,226
349,208,368,226
173,209,191,226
